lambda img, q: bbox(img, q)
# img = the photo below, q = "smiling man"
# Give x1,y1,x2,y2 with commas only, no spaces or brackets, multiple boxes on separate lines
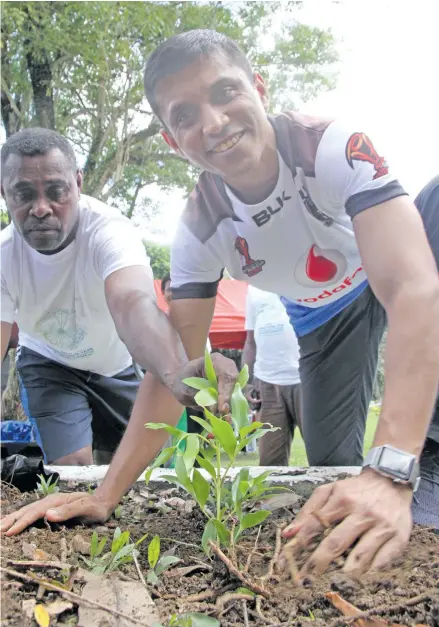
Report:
145,30,439,575
2,33,439,579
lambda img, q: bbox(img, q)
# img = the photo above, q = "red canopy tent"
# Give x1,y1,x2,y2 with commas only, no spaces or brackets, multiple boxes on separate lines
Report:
153,280,248,349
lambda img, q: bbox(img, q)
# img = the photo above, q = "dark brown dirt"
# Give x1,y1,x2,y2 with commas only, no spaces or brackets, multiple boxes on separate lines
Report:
1,479,438,626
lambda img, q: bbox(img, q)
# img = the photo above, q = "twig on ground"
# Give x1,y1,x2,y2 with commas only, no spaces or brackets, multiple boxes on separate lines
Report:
43,517,52,532
60,537,68,563
242,600,250,627
326,591,435,627
132,552,147,590
0,566,149,626
255,596,275,624
283,538,300,582
216,592,254,612
261,525,283,582
160,537,200,550
168,582,236,603
7,559,71,569
244,526,261,574
208,540,268,598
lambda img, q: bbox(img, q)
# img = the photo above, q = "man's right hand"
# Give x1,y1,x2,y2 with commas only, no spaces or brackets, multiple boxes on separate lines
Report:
0,491,113,536
173,352,239,413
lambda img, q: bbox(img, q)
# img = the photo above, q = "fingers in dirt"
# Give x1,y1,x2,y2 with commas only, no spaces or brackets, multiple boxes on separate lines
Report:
282,483,334,538
343,525,407,576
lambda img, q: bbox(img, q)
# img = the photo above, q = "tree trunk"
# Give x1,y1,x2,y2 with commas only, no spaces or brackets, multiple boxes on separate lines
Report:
1,350,26,421
26,53,55,129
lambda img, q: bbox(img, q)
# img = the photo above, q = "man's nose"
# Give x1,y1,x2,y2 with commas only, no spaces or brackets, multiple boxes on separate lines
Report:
201,106,229,136
30,195,53,219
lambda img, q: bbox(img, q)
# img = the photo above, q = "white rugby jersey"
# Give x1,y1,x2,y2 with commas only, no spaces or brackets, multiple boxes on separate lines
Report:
170,111,407,335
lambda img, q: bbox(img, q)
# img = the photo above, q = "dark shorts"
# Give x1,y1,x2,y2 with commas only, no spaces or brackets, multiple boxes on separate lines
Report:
17,346,139,463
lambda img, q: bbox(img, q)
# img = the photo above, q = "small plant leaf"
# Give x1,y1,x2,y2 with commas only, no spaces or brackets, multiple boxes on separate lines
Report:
135,533,149,547
144,447,176,485
231,468,249,505
175,454,192,491
147,569,159,585
194,387,218,407
237,364,249,388
189,415,212,433
212,520,230,546
201,519,218,554
97,537,108,556
155,555,181,575
148,535,161,569
176,613,220,627
195,455,216,479
206,412,237,458
204,349,217,388
235,587,256,598
230,383,249,431
192,469,211,509
90,531,98,558
239,510,271,532
112,529,130,555
183,434,200,472
34,604,50,627
252,470,274,485
182,377,211,391
239,421,264,439
145,422,185,437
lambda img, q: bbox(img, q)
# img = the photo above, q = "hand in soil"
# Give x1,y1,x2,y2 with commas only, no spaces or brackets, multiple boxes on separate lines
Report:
282,470,413,577
174,352,238,412
0,492,113,536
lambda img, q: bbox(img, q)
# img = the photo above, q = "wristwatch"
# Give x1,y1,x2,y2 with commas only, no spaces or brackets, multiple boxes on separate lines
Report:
362,445,421,492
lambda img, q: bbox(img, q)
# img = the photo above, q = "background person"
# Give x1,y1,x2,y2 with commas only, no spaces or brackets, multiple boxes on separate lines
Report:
242,286,301,466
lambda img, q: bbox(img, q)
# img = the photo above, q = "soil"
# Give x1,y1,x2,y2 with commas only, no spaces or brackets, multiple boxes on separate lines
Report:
1,478,438,627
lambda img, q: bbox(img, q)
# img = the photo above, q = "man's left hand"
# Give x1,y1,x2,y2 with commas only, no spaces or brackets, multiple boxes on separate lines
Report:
282,469,413,577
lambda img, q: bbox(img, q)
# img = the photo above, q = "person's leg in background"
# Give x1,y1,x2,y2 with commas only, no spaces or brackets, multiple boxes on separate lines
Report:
258,379,295,466
298,286,386,467
17,347,94,465
85,364,139,464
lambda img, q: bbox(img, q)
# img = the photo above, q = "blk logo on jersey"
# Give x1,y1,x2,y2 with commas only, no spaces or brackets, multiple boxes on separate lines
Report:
235,236,265,277
295,245,347,288
252,190,292,227
346,132,389,180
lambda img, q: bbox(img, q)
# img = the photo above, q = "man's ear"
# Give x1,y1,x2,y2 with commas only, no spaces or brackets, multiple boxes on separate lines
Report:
161,130,184,157
253,72,270,111
76,170,83,195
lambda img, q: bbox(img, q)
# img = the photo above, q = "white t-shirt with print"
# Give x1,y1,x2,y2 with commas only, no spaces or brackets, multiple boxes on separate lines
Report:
245,286,300,386
170,115,407,336
1,195,152,376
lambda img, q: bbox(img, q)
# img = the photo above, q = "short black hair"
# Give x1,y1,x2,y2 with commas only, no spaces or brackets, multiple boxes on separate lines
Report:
1,128,77,181
161,273,171,294
144,29,253,119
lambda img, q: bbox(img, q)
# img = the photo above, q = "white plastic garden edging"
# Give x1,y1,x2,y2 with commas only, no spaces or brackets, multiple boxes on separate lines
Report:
45,464,361,486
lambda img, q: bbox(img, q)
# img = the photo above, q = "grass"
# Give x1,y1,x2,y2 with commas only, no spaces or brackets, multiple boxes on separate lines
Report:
232,404,380,467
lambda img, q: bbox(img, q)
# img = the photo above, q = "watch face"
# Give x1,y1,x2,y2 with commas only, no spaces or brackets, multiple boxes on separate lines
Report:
378,447,414,481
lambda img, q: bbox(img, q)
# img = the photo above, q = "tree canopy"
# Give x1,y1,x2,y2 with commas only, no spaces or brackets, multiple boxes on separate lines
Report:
1,1,337,218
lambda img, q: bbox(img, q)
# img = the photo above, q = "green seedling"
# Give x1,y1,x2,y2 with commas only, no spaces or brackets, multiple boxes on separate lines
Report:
113,504,122,519
167,613,220,627
146,535,181,585
36,474,59,496
145,351,286,555
81,527,147,574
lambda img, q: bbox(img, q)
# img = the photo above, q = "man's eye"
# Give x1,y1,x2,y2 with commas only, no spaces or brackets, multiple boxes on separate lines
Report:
177,111,195,128
214,86,236,104
47,186,66,201
15,189,34,203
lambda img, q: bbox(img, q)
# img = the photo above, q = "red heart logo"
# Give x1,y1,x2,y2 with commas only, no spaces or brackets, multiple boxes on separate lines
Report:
306,245,338,282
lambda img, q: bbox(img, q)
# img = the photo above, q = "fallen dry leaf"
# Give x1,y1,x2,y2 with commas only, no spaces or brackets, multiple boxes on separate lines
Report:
325,592,406,627
21,541,51,561
46,599,73,616
22,599,36,618
78,575,160,626
71,534,91,555
34,604,50,627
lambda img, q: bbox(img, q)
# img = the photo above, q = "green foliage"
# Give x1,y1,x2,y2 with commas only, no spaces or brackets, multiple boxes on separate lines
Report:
36,474,59,496
145,354,284,554
2,1,337,215
81,527,147,575
167,614,220,627
144,241,170,279
146,535,181,585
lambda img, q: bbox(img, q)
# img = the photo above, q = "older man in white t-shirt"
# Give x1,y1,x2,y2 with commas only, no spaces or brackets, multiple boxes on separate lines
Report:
242,286,301,466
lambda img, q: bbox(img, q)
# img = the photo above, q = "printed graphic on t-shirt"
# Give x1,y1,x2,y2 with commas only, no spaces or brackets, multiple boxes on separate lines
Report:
235,236,265,277
294,245,348,288
345,132,389,180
